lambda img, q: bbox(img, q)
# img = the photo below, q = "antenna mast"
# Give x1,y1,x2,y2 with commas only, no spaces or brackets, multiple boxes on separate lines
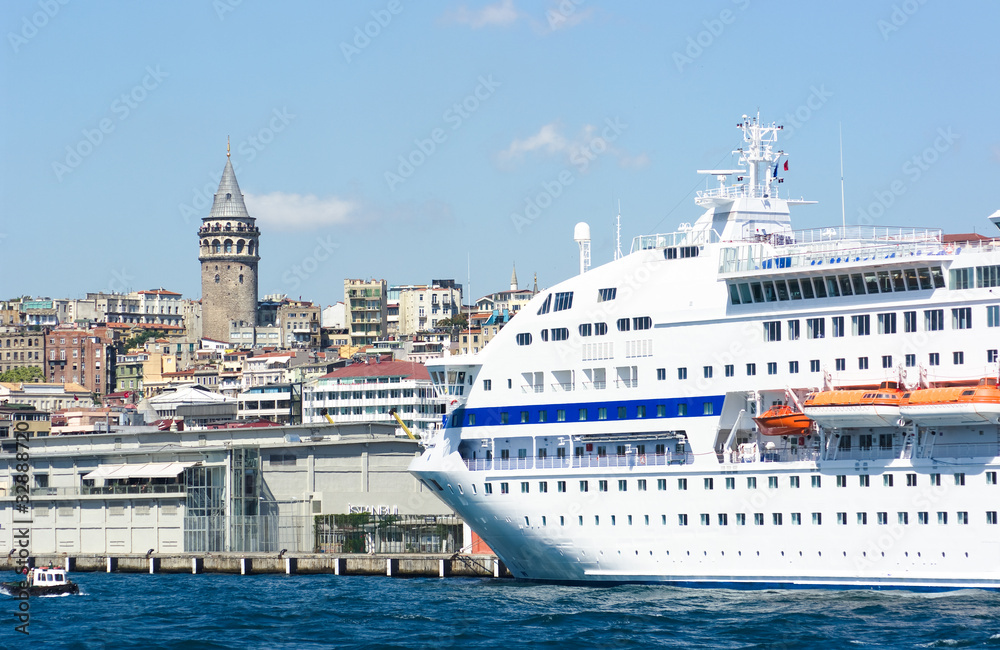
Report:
614,200,623,260
839,123,846,231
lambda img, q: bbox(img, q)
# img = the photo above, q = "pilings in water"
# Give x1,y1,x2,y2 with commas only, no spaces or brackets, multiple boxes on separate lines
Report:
11,554,510,578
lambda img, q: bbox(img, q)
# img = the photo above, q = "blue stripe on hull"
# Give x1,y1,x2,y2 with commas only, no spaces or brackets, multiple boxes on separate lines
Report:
452,395,726,428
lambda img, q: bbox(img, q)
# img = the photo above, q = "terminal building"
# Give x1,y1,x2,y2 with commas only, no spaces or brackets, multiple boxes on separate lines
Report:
2,422,453,555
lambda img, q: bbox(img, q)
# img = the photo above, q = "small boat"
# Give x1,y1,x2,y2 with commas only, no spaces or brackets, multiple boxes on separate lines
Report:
1,565,80,597
753,404,812,436
899,377,1000,426
802,381,905,428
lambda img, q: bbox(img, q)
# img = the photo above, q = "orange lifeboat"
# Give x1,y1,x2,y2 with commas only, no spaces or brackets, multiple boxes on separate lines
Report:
899,377,1000,426
802,381,905,428
752,404,813,436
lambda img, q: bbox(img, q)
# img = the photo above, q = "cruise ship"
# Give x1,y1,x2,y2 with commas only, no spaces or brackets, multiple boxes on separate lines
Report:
410,115,1000,589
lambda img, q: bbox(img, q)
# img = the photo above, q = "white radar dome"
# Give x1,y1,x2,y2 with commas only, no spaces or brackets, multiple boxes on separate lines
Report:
574,222,591,242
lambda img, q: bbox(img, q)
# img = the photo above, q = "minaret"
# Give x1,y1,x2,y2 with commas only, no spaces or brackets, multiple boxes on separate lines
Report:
198,142,260,342
510,263,518,291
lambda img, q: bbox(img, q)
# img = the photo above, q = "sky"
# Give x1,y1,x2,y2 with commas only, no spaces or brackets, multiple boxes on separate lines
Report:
2,1,999,308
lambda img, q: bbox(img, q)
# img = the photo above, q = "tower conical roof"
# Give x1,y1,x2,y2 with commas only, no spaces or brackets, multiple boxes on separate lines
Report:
208,158,251,220
510,263,518,291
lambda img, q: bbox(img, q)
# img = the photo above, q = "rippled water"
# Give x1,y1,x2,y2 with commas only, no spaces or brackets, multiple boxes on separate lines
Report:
3,573,999,648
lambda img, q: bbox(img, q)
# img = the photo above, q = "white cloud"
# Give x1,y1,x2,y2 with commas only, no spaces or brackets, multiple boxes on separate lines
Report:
246,192,358,230
499,122,567,160
445,0,519,28
499,121,649,170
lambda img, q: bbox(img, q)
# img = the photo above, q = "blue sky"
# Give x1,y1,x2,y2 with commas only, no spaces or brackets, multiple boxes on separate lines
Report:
2,0,998,308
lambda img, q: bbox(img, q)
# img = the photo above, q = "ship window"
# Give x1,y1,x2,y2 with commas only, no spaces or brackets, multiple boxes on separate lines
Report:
579,480,588,492
865,273,879,293
937,512,947,525
678,514,688,526
788,278,802,300
958,512,969,524
812,513,822,525
658,478,667,490
598,480,608,492
500,412,509,424
812,277,828,298
877,512,888,525
838,275,853,296
851,273,866,295
719,513,729,526
703,366,713,379
852,315,870,336
990,350,999,363
917,267,933,290
536,294,552,315
878,271,893,292
768,476,778,489
824,276,840,297
617,406,626,419
700,514,710,526
619,480,627,492
836,475,847,487
762,282,777,302
988,472,997,485
500,482,509,494
516,333,532,346
738,283,753,303
790,476,800,488
767,362,777,375
905,268,920,291
656,405,666,417
551,328,569,341
832,316,845,338
858,357,869,370
807,318,824,339
812,476,821,488
898,512,909,525
579,408,587,421
989,307,1000,328
633,316,652,330
702,402,713,415
553,292,573,312
791,513,802,525
540,329,549,342
773,513,783,525
704,478,713,490
746,363,756,376
800,279,814,299
725,364,734,377
884,475,894,487
484,483,492,494
678,403,688,416
988,512,998,525
747,477,757,489
594,322,608,335
954,352,965,365
597,288,617,302
736,513,746,526
952,307,972,329
726,477,735,489
678,478,688,490
637,479,646,491
955,473,966,486
775,280,789,301
858,513,869,525
616,318,630,332
579,323,592,337
597,407,607,420
763,321,781,342
750,283,764,302
929,352,940,366
754,513,764,526
889,269,905,291
678,367,687,380
521,482,529,493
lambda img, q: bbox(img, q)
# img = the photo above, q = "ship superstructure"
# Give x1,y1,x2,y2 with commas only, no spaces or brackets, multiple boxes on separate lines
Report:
410,115,1000,588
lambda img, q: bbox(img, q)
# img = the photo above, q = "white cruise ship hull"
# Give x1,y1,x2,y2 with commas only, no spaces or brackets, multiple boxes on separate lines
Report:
411,114,1000,589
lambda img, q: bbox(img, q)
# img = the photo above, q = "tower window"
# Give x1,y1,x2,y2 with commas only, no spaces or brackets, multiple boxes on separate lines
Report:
239,274,244,284
214,274,220,284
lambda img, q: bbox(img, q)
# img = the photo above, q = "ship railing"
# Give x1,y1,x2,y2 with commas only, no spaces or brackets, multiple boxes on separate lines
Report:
616,379,638,388
550,382,575,392
695,184,764,201
783,225,942,246
916,441,1000,460
520,385,545,394
28,484,185,497
581,381,606,390
731,448,820,464
631,229,721,252
462,451,695,472
824,447,899,462
718,236,960,276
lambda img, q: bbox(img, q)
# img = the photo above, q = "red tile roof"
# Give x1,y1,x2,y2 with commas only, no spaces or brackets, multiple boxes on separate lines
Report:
138,289,182,296
319,360,429,380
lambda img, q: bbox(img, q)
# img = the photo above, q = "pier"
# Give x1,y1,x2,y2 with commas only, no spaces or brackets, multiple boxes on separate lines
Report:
5,553,510,579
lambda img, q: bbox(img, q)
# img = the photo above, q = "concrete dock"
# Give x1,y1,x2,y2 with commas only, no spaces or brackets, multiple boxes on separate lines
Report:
5,553,510,578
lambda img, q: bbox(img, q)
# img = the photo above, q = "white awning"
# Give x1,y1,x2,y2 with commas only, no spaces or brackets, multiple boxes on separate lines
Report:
83,462,196,480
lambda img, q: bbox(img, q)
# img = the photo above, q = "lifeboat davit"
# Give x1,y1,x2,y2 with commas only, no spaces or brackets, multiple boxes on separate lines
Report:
753,404,813,436
898,378,1000,426
802,381,904,428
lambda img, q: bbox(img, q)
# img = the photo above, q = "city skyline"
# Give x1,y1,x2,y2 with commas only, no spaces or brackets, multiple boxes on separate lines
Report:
3,1,999,307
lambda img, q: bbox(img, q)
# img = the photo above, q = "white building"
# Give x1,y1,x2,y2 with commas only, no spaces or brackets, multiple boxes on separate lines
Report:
0,421,454,555
303,359,445,436
395,283,462,336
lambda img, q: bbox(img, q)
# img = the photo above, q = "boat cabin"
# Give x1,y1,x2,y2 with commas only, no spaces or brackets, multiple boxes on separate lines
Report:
28,566,69,587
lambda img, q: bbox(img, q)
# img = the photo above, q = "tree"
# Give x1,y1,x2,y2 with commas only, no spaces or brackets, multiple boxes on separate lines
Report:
118,329,168,353
0,366,44,383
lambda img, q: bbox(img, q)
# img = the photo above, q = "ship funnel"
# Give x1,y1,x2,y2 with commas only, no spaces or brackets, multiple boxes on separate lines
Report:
574,222,591,275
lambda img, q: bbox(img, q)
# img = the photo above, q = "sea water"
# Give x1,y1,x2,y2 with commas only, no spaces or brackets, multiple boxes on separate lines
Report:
3,573,999,648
